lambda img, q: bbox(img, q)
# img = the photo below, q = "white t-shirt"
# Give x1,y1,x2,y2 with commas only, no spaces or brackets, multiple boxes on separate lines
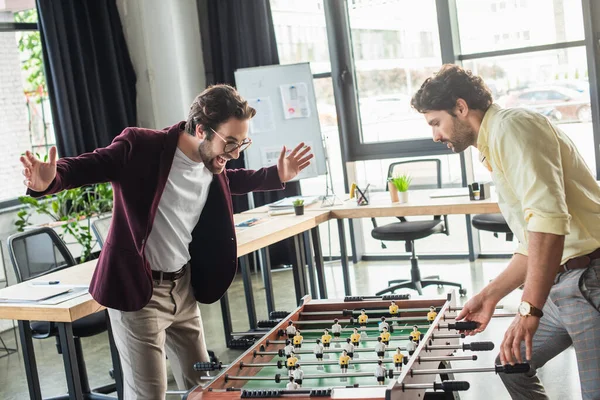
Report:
375,365,386,377
286,325,297,335
313,344,324,354
331,323,342,333
293,369,304,380
284,344,294,356
144,148,213,272
375,342,386,352
379,321,389,332
344,342,354,353
286,381,298,390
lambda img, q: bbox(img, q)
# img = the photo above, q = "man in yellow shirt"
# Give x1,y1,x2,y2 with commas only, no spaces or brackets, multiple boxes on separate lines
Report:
293,330,303,349
339,350,350,373
427,306,437,323
412,64,600,399
350,328,361,346
321,329,332,349
357,309,368,326
409,325,421,344
286,352,298,370
389,301,399,315
379,326,391,345
392,347,404,371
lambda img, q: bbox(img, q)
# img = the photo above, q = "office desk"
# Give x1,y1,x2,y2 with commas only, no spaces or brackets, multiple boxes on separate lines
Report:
0,261,122,400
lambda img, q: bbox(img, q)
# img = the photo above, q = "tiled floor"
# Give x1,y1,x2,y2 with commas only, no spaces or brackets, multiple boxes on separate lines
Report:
0,259,583,399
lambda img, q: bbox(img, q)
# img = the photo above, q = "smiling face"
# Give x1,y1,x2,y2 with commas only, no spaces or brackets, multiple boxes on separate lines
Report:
424,108,477,153
196,118,249,174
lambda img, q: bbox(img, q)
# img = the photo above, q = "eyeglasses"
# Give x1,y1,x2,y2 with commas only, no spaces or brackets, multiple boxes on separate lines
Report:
209,127,252,154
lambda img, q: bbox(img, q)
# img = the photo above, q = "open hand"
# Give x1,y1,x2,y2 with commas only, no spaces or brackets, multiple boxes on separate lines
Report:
277,143,313,183
20,146,57,192
500,315,539,365
456,292,497,336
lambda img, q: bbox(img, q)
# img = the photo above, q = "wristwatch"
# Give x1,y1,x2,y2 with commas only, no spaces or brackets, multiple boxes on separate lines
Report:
518,301,544,318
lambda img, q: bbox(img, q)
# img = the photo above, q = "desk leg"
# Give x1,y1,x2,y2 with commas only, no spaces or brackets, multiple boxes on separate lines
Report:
220,294,233,347
303,231,318,299
259,247,275,315
58,322,84,400
311,226,327,299
337,219,352,296
18,320,42,400
292,235,307,305
105,311,124,399
240,255,257,330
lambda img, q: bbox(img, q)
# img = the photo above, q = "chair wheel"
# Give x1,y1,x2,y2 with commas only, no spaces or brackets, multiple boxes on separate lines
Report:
459,288,467,296
109,369,114,379
437,284,443,288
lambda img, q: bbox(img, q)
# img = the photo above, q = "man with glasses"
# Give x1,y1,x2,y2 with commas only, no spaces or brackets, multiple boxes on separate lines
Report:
19,84,313,399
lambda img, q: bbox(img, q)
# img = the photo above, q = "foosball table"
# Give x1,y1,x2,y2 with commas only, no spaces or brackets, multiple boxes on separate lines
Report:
184,292,528,400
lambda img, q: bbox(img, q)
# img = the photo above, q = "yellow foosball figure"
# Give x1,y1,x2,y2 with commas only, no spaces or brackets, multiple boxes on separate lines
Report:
427,306,437,323
379,326,391,345
389,301,399,315
358,309,369,326
350,328,361,346
287,352,299,370
293,330,303,348
409,325,421,344
392,347,404,371
321,329,332,348
339,350,351,373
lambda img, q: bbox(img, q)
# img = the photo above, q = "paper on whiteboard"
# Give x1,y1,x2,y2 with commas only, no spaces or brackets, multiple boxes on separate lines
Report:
260,141,318,181
280,83,311,119
248,98,275,134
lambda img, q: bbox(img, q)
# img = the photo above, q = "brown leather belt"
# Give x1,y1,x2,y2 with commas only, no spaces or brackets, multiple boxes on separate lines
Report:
561,248,600,272
151,265,186,282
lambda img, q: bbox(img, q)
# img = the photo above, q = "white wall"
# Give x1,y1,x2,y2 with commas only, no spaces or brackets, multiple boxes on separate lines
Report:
115,0,206,129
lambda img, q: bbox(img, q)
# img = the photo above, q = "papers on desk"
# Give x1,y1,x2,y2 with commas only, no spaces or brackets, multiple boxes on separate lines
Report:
429,188,470,198
0,284,89,304
268,195,320,210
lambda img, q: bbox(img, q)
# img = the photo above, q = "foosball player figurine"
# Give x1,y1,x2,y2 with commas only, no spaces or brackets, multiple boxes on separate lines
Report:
392,347,404,371
286,321,297,339
350,328,361,346
344,338,355,360
287,351,299,370
380,326,391,346
379,316,390,332
375,360,386,385
332,318,342,338
313,339,324,361
339,350,351,373
358,309,369,326
284,340,294,358
427,306,437,323
374,337,386,360
409,325,422,344
406,339,417,356
293,330,303,348
321,329,332,348
286,376,298,391
389,301,399,315
293,364,304,387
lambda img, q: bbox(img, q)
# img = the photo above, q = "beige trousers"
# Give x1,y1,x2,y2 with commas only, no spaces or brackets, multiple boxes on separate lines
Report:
107,266,209,400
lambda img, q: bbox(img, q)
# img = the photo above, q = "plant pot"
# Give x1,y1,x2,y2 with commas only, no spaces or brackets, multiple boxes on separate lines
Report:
294,205,305,216
388,182,399,203
399,191,409,204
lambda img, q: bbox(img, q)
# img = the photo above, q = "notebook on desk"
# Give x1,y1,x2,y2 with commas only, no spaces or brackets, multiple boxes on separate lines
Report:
267,195,321,209
429,188,470,198
0,284,72,303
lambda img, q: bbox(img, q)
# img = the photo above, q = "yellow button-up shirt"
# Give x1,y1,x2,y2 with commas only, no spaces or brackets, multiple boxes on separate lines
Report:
477,104,600,264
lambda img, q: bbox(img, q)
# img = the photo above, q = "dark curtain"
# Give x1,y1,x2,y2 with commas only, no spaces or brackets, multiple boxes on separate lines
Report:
198,0,301,267
36,0,136,157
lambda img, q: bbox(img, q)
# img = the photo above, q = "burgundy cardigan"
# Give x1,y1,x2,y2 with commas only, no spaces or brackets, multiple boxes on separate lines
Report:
28,122,283,311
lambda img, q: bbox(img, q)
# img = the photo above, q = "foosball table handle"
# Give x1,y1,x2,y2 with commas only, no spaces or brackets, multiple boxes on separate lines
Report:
257,319,280,328
433,381,471,392
193,361,223,371
463,341,495,351
270,311,289,319
381,294,410,300
448,321,479,331
495,363,531,374
241,390,282,398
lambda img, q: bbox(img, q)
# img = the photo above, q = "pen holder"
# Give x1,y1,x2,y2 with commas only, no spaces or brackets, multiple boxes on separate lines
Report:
356,186,369,206
468,182,491,200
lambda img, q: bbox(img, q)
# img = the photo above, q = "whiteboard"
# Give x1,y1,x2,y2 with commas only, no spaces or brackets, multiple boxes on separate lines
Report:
234,63,327,181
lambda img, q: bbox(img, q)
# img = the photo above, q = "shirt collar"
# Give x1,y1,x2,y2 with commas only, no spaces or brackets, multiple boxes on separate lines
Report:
477,103,502,163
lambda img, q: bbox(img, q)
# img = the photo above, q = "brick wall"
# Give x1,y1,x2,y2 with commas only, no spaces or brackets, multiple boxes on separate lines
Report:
0,11,34,202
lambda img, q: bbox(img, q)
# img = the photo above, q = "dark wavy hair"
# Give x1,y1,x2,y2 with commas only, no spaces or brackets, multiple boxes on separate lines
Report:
411,64,493,116
184,84,256,138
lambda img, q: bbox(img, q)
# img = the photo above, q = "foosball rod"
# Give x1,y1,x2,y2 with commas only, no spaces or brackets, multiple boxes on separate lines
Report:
240,355,478,369
283,321,482,331
300,305,505,317
267,333,463,345
407,363,531,376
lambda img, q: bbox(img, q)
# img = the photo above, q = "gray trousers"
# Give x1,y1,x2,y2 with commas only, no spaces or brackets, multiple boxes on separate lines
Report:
497,262,600,400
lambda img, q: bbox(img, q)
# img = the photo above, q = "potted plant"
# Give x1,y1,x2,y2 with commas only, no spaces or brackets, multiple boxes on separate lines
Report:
389,173,412,203
293,199,305,216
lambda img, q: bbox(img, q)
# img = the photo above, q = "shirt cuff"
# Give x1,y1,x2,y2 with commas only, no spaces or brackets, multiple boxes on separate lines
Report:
524,210,571,235
515,243,528,256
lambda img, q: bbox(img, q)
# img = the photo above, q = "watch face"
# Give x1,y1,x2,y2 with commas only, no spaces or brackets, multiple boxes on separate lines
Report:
518,302,531,316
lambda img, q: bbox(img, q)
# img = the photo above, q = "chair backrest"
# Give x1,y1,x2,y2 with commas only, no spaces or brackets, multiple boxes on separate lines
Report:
387,159,442,190
7,227,76,283
91,214,112,248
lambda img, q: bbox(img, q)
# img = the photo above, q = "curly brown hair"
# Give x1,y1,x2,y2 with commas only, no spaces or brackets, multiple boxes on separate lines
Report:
411,64,493,116
184,84,256,138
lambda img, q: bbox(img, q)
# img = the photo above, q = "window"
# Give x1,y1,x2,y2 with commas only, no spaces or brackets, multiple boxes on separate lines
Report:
0,6,56,204
457,0,584,54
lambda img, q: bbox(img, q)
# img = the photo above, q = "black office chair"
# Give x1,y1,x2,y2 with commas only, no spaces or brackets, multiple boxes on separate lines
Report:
372,159,466,296
7,227,116,399
472,213,513,241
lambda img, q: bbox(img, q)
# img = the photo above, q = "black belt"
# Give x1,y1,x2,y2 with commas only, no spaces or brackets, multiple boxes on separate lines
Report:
151,265,186,282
